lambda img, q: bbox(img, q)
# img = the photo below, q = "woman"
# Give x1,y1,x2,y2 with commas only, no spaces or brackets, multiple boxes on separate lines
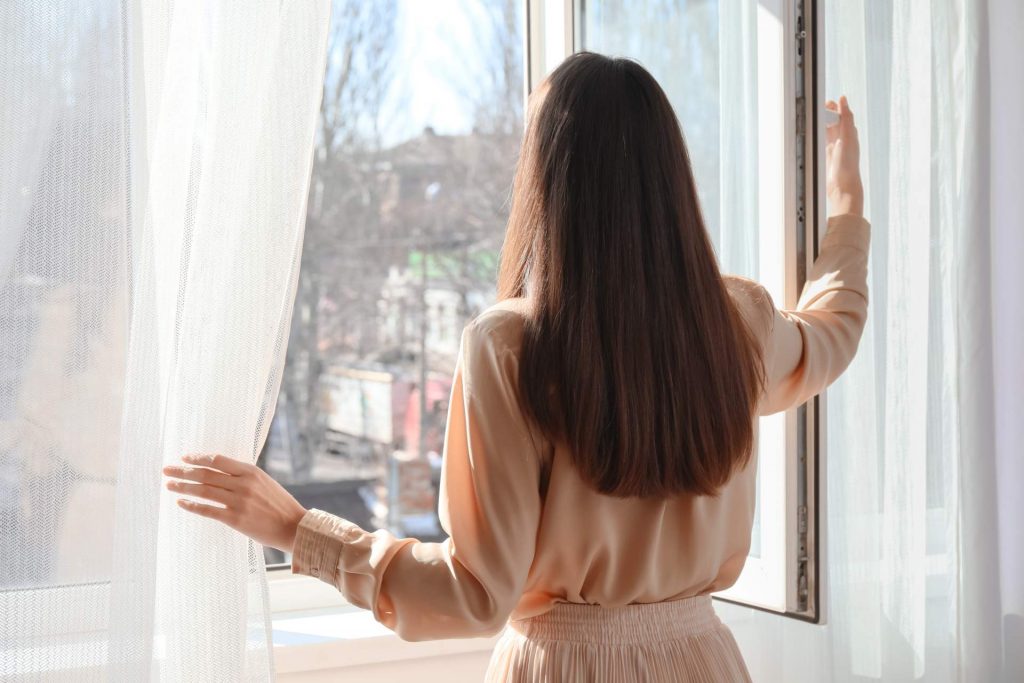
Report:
164,53,867,681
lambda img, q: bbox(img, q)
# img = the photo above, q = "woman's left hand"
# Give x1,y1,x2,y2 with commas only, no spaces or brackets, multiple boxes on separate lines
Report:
163,453,307,553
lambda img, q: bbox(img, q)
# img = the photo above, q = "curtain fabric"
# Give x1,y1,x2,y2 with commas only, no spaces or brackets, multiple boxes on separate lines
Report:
0,1,329,680
823,0,1022,679
722,1,1023,681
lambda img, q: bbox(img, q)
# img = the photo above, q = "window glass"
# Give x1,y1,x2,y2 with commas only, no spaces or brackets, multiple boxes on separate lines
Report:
577,0,789,607
578,1,723,246
260,0,524,565
0,4,128,590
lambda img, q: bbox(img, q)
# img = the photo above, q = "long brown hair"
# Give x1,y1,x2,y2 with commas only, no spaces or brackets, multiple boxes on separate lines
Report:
498,53,764,498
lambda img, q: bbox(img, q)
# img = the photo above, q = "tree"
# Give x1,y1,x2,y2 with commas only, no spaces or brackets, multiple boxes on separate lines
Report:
278,0,398,482
271,0,526,486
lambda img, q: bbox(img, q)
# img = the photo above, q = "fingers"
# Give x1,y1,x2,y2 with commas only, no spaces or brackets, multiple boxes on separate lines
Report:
824,95,858,155
163,463,236,489
182,452,249,475
839,95,856,135
826,96,856,129
824,99,841,145
825,113,840,145
166,480,236,506
177,498,233,523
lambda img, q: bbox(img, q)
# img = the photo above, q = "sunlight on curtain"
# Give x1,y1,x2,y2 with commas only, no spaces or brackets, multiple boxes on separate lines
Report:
818,0,1021,680
719,1,1021,681
823,0,965,679
0,1,329,679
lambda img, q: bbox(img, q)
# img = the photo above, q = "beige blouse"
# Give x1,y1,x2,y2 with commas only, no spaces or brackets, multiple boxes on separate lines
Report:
292,214,870,641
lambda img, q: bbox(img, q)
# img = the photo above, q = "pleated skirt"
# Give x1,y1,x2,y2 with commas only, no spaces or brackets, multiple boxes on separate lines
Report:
485,596,752,682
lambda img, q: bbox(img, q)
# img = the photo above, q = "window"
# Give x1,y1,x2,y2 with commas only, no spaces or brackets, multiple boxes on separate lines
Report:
531,0,822,620
266,0,822,622
0,2,127,641
259,0,525,565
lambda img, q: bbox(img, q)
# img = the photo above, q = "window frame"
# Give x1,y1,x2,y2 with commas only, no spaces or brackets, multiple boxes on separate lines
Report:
267,0,826,628
711,0,825,623
557,0,825,621
714,0,824,622
0,2,829,678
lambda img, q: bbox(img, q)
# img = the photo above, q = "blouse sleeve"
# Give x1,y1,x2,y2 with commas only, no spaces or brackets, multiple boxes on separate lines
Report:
290,315,543,641
759,213,871,415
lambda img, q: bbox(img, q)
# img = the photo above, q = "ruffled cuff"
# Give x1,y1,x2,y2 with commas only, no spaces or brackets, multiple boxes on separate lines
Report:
291,508,363,588
822,214,870,254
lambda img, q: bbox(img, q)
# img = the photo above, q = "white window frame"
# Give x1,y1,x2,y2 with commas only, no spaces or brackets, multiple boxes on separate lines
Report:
554,0,826,621
711,0,820,621
267,6,827,673
716,0,825,622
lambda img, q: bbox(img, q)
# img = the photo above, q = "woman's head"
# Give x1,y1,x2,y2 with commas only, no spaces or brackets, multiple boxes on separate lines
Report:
498,52,764,498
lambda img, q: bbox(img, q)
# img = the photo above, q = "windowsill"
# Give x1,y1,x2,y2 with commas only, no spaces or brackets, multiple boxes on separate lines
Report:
267,570,499,675
272,608,499,674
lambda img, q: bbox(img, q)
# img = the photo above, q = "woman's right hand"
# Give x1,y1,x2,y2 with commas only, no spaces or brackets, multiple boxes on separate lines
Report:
825,96,864,217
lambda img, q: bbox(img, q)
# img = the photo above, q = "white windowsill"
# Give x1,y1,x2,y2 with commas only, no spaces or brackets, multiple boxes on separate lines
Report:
272,608,499,674
267,570,499,676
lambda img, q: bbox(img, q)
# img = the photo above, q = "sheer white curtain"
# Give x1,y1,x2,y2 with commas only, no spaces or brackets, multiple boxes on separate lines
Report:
722,1,1022,680
822,0,965,678
0,1,329,680
823,0,1022,679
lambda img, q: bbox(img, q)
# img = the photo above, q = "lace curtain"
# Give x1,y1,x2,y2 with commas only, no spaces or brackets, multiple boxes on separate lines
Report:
1,1,329,679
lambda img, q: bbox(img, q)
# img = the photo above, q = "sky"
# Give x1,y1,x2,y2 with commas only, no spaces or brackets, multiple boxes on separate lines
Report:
378,0,522,147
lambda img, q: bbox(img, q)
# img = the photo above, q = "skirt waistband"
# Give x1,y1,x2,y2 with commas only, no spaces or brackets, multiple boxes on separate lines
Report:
508,595,721,645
